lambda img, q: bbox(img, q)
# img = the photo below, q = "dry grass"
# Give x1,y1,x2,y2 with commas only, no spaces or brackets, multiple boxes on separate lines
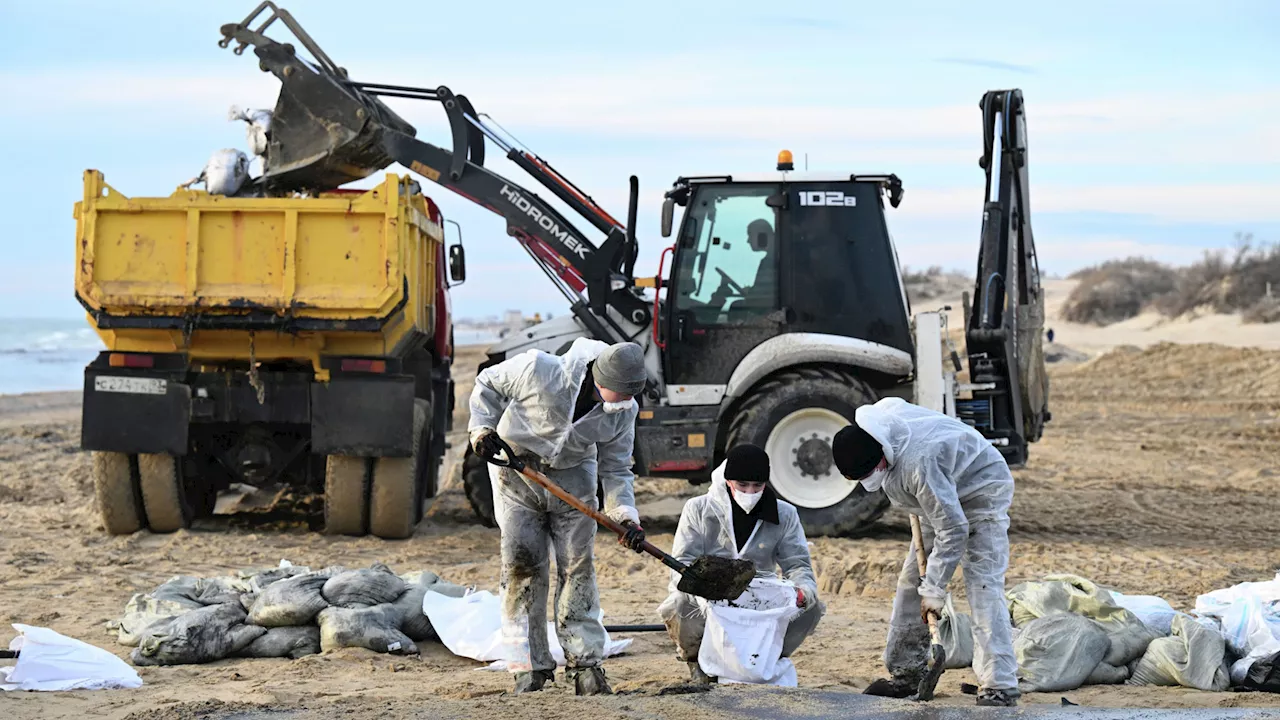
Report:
902,265,970,306
1062,234,1280,326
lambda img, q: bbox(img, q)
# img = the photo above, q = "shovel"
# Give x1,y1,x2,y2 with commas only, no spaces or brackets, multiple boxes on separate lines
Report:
910,513,947,701
482,436,755,602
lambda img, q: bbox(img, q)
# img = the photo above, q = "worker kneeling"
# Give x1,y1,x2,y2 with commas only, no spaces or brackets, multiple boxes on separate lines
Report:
658,444,823,685
832,398,1018,708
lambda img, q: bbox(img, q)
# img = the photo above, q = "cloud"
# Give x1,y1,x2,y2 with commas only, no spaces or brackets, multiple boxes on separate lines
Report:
934,57,1038,74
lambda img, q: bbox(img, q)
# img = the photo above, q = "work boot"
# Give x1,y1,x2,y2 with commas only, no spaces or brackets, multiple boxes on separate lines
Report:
512,669,555,694
566,666,612,696
687,661,717,685
976,688,1019,707
862,676,917,699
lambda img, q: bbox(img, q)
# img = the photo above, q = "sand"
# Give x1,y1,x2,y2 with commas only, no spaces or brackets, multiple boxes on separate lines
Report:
3,296,1280,718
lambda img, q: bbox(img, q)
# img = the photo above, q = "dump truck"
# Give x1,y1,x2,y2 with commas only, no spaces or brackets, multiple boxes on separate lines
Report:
75,170,465,539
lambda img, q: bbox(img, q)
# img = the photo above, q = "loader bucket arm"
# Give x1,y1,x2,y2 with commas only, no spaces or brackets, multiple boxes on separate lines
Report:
963,89,1050,466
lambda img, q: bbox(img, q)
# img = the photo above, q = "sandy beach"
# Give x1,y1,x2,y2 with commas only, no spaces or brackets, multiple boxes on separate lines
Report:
2,290,1279,719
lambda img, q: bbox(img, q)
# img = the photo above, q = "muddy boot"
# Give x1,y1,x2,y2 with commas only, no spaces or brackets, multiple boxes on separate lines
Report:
512,669,555,694
567,666,612,696
862,676,918,699
976,688,1019,707
687,661,716,685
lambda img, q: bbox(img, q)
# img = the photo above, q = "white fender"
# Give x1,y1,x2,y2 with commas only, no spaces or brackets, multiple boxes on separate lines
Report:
725,332,914,400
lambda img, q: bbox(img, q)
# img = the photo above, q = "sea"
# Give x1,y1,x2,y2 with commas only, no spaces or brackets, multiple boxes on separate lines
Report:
0,318,502,396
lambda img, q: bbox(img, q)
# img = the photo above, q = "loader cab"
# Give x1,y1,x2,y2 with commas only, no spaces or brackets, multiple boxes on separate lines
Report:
659,170,914,387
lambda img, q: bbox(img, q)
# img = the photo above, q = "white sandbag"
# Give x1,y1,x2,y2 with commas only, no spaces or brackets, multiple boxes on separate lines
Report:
228,105,272,157
1109,590,1178,636
1014,614,1112,693
1128,614,1230,691
317,605,417,656
2,624,142,691
938,594,974,669
183,149,250,196
696,578,802,687
1194,573,1280,684
420,589,631,670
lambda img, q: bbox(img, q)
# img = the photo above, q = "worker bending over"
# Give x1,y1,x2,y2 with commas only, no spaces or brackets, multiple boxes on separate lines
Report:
832,397,1018,707
469,339,648,695
658,443,823,684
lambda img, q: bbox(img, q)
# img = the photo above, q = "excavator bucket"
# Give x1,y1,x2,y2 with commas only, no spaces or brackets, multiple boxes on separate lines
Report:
218,2,415,192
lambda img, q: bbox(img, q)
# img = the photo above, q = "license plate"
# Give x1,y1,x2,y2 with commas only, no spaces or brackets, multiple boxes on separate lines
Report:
94,376,167,396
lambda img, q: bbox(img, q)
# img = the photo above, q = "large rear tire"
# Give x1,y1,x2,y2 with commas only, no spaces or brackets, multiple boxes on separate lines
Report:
325,456,370,536
370,399,427,539
93,451,143,535
138,453,193,533
726,367,889,537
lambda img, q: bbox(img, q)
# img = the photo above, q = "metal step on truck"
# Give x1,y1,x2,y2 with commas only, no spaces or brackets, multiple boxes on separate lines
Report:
75,170,465,539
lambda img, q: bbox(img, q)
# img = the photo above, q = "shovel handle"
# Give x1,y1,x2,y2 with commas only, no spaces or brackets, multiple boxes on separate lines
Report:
482,436,688,574
909,514,943,638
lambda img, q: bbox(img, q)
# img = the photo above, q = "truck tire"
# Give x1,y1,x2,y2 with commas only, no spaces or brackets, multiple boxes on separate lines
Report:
371,399,428,539
325,456,369,536
462,446,497,528
138,453,193,533
93,451,143,535
726,366,889,537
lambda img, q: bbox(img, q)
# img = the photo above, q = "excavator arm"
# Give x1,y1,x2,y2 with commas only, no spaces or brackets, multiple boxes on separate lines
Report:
959,89,1050,466
217,2,648,341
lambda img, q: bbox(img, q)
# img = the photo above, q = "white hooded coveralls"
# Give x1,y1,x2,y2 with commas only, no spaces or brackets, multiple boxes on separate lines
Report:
468,338,639,674
855,397,1017,692
657,462,824,665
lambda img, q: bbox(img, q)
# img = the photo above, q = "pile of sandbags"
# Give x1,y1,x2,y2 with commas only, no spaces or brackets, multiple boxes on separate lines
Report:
111,562,467,666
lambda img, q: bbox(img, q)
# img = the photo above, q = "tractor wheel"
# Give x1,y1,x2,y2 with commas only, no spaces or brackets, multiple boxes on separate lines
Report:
324,455,370,536
727,366,889,537
462,446,497,528
93,451,143,535
138,453,193,533
370,399,427,539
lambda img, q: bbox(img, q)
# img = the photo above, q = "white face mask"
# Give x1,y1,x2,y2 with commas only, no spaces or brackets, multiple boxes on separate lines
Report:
859,467,890,493
601,400,631,414
732,488,764,513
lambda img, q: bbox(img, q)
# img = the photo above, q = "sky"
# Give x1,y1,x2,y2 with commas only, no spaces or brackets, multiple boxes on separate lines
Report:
1,0,1277,321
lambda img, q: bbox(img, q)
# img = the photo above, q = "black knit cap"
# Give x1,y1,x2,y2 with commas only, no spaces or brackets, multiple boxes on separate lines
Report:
724,443,770,484
832,424,884,480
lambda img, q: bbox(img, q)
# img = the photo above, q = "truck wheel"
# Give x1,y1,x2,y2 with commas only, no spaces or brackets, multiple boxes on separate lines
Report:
93,452,142,535
138,453,193,533
370,399,427,539
727,367,889,537
462,446,497,528
325,456,370,536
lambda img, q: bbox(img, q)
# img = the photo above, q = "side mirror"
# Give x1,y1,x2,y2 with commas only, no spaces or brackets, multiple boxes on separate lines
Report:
661,198,675,238
449,244,466,284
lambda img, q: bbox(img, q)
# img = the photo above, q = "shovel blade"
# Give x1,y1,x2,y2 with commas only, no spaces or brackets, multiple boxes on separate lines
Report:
676,556,756,602
911,643,947,702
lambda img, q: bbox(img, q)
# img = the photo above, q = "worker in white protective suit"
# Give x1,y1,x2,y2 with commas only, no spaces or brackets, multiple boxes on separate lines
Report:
469,338,648,696
832,397,1018,707
657,443,823,684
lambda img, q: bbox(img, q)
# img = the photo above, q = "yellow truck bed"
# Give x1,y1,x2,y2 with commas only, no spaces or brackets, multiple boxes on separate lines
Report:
74,171,442,373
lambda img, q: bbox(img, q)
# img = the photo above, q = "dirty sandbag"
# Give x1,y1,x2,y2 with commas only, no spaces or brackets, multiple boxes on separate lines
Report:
153,576,248,607
228,105,272,158
1128,614,1230,691
131,604,265,667
2,624,142,692
392,585,434,642
182,149,250,196
1015,614,1113,693
1007,574,1159,666
110,594,190,647
1240,649,1280,693
938,594,975,669
322,565,407,608
317,605,418,655
235,626,321,660
248,570,338,627
239,564,312,594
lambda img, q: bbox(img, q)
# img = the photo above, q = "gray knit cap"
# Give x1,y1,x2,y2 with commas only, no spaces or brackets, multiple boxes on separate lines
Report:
593,342,647,396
